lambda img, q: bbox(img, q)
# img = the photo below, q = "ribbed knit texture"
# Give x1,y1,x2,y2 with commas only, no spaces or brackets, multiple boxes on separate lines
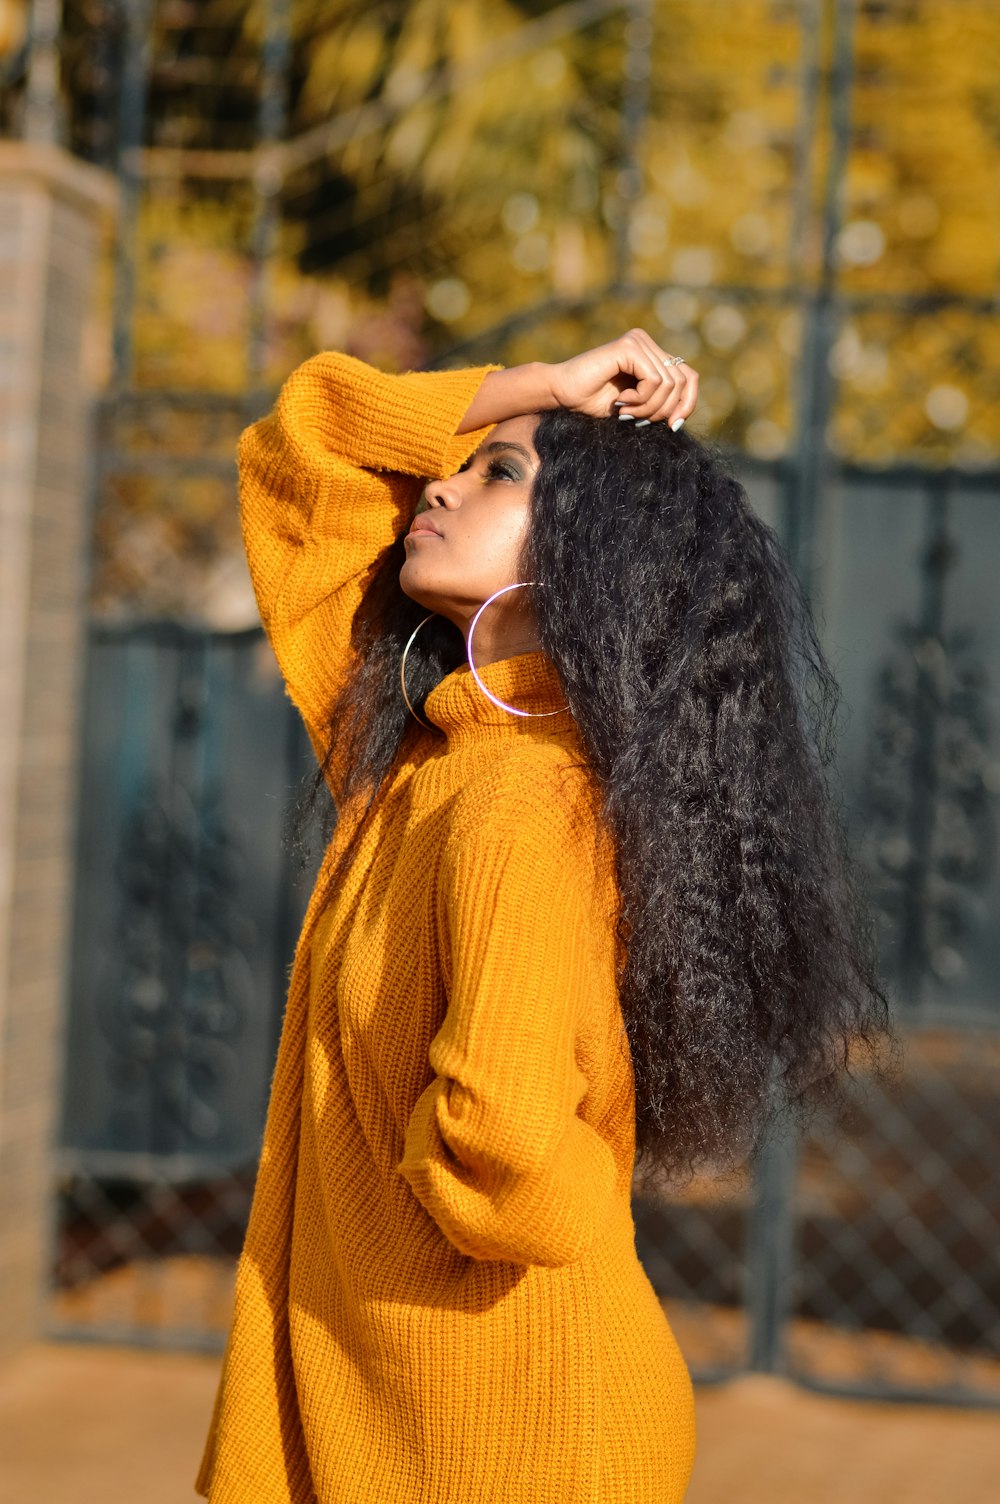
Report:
195,350,697,1503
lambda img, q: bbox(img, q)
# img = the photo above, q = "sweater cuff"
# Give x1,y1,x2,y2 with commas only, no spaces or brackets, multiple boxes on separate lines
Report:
273,350,507,481
397,1075,619,1268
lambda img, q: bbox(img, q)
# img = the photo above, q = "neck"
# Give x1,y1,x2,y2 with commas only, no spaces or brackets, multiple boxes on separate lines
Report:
456,589,541,669
464,623,542,667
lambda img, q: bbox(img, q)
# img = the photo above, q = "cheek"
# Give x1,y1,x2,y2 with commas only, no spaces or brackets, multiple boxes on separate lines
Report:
459,497,530,572
401,493,532,602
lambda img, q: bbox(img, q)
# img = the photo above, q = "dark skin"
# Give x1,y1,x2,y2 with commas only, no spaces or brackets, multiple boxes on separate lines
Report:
398,328,700,667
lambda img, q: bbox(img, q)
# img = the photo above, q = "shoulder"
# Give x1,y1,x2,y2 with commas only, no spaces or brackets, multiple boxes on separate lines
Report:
439,746,621,956
445,742,610,873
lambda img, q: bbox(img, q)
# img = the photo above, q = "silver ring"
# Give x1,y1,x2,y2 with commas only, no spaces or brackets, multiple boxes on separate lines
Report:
663,355,686,367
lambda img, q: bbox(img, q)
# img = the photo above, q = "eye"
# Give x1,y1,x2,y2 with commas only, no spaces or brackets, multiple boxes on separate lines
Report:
486,459,519,481
451,451,517,481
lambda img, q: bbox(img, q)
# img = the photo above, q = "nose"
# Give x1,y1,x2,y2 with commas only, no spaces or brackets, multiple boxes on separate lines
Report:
421,475,462,510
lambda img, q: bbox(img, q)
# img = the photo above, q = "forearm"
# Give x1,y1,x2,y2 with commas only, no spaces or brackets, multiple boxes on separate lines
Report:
259,351,505,479
455,361,558,434
235,352,507,796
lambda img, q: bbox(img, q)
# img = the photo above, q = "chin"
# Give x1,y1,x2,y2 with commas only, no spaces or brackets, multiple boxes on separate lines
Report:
398,561,439,611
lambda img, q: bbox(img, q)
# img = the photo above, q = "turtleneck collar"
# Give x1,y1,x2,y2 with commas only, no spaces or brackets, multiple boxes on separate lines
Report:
422,649,576,750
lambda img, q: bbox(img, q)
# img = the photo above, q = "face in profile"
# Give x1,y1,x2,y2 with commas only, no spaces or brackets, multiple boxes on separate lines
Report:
398,414,541,636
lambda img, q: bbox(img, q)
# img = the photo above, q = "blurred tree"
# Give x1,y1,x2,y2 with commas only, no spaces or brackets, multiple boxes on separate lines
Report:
8,0,994,615
115,0,998,461
0,0,27,58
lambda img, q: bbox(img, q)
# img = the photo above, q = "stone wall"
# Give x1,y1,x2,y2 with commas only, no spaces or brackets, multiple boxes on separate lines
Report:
0,142,115,1360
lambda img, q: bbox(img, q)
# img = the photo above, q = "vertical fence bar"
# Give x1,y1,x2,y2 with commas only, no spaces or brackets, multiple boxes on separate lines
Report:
111,0,152,389
610,0,653,289
786,0,825,279
745,1080,801,1373
246,0,291,411
897,476,953,1010
23,0,64,143
782,0,856,602
744,0,858,1377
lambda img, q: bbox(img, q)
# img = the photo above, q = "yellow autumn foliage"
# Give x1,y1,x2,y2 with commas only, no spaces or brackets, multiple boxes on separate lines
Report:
122,0,998,469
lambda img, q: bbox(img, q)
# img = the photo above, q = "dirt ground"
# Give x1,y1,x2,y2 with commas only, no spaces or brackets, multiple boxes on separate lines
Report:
0,1341,997,1504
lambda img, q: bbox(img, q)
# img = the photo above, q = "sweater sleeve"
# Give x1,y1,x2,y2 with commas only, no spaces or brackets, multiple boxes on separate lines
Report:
236,351,505,794
395,773,621,1268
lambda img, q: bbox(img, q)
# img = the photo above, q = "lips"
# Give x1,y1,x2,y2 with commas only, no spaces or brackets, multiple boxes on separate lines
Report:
407,518,443,537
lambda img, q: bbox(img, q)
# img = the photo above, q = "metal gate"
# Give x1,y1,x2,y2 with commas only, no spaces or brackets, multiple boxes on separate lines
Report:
48,621,318,1350
4,0,996,1403
44,475,1000,1405
631,460,1000,1406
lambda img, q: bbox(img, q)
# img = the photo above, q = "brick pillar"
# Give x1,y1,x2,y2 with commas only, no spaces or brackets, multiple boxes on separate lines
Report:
0,142,115,1360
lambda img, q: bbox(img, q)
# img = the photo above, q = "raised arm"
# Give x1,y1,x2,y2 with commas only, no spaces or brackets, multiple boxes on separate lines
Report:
236,351,519,788
236,336,697,799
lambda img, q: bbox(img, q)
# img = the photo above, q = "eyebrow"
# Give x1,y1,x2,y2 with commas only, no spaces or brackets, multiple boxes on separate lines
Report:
477,440,536,465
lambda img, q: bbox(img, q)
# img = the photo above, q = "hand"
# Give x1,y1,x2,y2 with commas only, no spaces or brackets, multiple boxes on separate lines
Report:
547,328,698,428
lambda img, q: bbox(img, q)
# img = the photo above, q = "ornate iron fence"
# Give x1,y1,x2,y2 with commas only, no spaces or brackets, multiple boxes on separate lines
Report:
44,461,1000,1405
4,0,997,1402
47,622,318,1350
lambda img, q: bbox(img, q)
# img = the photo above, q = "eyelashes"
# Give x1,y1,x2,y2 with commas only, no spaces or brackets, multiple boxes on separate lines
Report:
457,457,520,481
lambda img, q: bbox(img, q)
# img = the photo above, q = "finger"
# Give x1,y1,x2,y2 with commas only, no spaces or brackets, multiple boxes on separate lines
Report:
632,327,676,374
641,328,691,379
616,357,670,418
620,329,699,420
612,330,698,424
645,331,683,367
631,367,685,423
633,388,675,426
667,367,699,425
618,336,672,419
632,386,681,427
630,329,700,421
644,355,697,426
632,328,687,394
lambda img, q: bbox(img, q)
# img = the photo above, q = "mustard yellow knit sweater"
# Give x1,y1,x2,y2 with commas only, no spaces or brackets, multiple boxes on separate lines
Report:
195,351,697,1504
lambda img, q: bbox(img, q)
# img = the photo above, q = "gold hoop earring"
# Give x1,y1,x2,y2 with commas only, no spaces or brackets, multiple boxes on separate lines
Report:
400,612,438,730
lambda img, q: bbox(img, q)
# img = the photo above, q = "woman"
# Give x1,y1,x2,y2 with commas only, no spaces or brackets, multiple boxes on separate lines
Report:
196,329,892,1504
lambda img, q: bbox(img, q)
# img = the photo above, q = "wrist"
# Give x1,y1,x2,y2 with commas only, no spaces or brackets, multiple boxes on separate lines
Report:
455,361,559,433
520,360,560,412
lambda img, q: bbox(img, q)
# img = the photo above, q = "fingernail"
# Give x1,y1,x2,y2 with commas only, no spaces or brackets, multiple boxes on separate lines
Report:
671,417,685,431
618,411,634,421
612,400,625,408
634,418,651,427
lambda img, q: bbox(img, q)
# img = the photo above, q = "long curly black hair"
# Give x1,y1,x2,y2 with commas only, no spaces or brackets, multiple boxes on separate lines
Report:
292,405,899,1189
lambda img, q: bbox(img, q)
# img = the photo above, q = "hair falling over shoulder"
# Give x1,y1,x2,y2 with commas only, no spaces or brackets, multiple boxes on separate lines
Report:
291,406,901,1192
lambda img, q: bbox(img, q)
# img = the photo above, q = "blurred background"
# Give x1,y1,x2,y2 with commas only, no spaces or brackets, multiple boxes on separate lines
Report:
0,1,998,1499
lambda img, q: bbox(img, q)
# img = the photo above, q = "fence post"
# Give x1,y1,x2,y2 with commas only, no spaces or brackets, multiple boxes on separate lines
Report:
744,1107,801,1373
0,141,115,1359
